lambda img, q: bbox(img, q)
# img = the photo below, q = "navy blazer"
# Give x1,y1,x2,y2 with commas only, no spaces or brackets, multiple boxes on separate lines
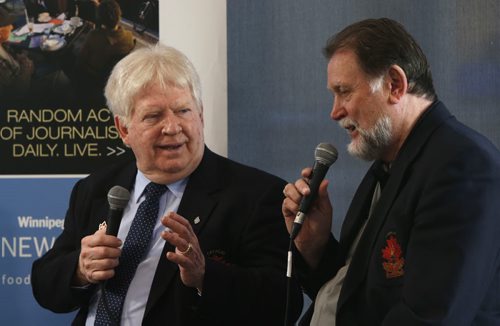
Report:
299,101,500,325
31,147,303,325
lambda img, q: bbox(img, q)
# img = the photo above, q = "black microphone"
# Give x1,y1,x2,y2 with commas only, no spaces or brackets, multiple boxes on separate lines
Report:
105,186,130,236
290,143,338,240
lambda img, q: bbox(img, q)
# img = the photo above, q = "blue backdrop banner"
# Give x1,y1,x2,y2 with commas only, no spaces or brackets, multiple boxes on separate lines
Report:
0,178,77,325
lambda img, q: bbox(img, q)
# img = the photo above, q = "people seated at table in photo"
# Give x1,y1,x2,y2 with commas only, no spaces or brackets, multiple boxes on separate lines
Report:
0,6,34,101
73,0,134,105
24,0,76,19
56,0,77,18
1,6,73,106
75,0,100,24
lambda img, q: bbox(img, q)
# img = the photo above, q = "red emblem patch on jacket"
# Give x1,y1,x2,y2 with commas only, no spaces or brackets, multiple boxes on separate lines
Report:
381,233,405,279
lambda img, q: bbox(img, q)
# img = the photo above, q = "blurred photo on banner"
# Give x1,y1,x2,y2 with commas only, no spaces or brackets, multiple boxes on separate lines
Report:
0,0,158,324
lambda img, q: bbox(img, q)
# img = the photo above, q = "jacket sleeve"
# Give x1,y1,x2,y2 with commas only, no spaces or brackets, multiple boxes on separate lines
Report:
31,179,96,312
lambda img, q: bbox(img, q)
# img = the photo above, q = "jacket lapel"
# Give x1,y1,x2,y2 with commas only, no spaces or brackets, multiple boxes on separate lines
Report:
145,147,220,314
338,171,378,257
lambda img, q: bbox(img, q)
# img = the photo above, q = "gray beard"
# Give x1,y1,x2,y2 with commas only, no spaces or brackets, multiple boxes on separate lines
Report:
347,115,393,161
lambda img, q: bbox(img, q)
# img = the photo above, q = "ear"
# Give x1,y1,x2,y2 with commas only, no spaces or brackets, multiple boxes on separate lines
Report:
387,65,408,104
114,116,130,146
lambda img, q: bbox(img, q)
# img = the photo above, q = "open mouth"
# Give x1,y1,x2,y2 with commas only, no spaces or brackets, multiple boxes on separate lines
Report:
158,143,183,151
340,120,357,133
346,124,356,132
340,119,357,134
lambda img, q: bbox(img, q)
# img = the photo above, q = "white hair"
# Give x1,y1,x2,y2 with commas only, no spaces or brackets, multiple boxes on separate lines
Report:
105,43,202,125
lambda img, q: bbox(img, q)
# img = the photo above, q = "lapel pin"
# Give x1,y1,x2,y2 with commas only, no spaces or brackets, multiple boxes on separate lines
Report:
194,216,201,224
98,221,107,231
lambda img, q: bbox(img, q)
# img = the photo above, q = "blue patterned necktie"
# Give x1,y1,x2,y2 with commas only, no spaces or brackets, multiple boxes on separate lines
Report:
94,182,166,325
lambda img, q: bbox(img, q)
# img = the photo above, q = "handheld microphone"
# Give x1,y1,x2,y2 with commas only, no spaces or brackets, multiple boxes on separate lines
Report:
105,186,130,236
290,143,338,240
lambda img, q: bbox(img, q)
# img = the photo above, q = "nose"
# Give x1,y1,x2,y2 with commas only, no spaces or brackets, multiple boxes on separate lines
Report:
330,97,346,121
161,115,182,135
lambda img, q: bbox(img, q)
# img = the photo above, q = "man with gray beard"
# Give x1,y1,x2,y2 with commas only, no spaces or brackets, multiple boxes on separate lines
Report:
282,18,500,326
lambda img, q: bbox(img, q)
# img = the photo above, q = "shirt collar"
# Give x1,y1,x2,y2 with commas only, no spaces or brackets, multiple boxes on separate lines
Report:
134,171,188,203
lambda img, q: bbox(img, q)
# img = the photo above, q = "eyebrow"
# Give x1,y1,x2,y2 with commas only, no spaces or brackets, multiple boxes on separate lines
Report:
329,84,348,93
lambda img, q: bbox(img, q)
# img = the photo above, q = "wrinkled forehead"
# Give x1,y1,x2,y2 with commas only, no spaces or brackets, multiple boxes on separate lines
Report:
131,82,199,111
327,50,367,87
144,76,198,104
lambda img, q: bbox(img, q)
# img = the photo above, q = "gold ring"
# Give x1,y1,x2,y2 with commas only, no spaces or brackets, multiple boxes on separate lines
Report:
179,243,193,256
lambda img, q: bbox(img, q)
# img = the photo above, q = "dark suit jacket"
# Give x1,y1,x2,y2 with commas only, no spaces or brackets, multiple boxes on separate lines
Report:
31,147,303,325
298,101,500,325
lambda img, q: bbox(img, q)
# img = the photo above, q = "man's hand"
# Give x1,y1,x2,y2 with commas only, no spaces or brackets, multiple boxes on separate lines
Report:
161,212,205,292
74,228,122,286
282,167,333,269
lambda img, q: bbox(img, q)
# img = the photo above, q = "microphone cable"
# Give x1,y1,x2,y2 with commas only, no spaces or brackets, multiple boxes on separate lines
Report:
284,237,296,326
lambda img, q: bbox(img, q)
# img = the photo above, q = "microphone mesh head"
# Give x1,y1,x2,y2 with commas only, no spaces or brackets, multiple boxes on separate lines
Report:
107,186,131,210
315,143,338,166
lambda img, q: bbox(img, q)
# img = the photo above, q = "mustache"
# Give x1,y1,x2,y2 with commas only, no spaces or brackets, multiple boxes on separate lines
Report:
339,117,357,129
339,118,369,136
